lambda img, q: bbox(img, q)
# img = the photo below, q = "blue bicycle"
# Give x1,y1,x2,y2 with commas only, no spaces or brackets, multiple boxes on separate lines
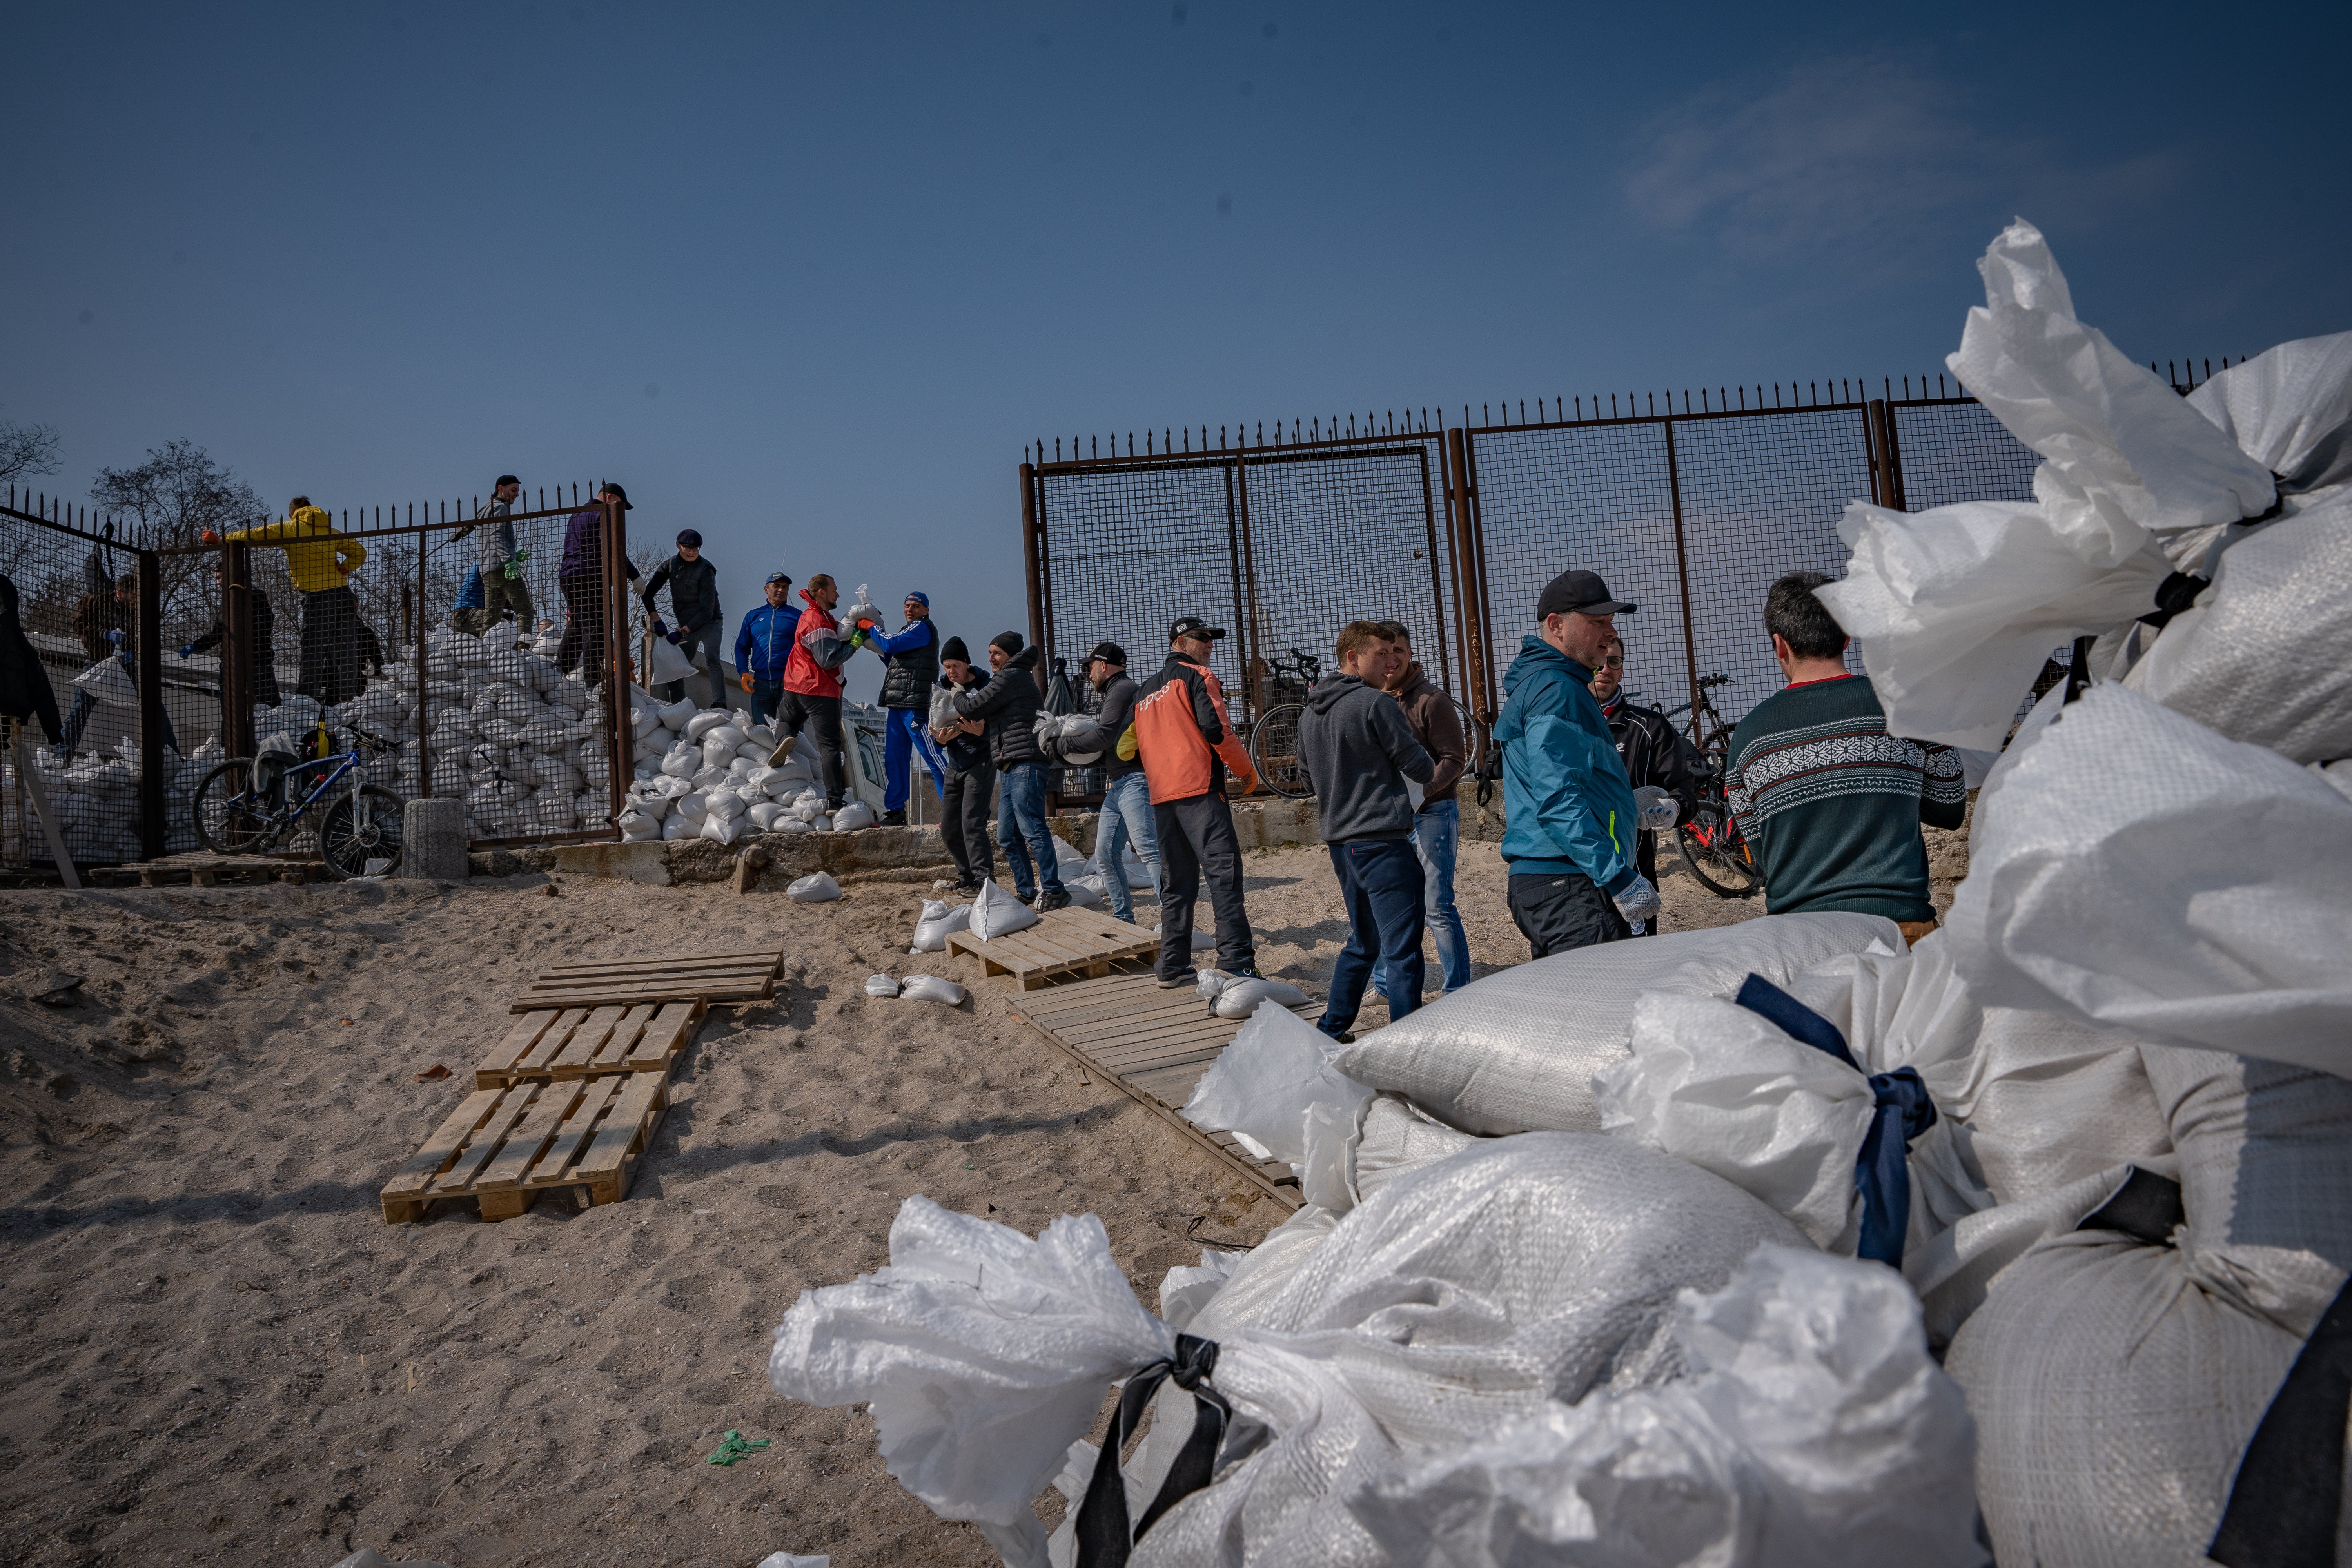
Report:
191,727,406,879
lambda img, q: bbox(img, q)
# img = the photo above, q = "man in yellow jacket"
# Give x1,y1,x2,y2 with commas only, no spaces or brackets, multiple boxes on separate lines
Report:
218,497,371,706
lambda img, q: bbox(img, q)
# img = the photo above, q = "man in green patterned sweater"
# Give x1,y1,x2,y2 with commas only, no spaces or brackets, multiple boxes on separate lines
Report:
1726,571,1966,943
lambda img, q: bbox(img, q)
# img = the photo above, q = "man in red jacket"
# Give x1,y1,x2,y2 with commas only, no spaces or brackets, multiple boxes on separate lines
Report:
769,573,860,808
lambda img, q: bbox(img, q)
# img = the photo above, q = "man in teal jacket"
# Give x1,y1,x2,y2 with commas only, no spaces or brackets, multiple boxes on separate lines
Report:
1495,570,1666,956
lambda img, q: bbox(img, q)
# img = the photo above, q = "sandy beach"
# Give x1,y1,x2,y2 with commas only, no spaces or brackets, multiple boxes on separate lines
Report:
0,833,1823,1567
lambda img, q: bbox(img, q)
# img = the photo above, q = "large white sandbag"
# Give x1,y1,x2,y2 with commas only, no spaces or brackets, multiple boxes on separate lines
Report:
1182,1002,1372,1210
911,899,971,953
1062,875,1106,910
1198,970,1311,1021
618,806,661,842
968,879,1037,941
1348,1245,1982,1568
785,872,842,903
701,813,746,845
647,636,697,687
1945,682,2352,1067
832,801,877,831
661,811,696,841
1350,1094,1487,1205
900,975,965,1006
1333,913,1901,1136
747,800,786,830
2184,328,2352,494
1817,220,2278,750
685,710,728,742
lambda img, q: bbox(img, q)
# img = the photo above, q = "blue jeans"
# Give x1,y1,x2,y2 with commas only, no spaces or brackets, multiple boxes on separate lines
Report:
1092,772,1161,923
746,677,784,724
1318,835,1426,1039
882,706,947,814
996,761,1063,900
1372,799,1474,997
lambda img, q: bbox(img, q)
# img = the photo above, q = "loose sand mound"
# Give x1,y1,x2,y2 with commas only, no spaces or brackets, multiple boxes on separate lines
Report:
0,838,1788,1566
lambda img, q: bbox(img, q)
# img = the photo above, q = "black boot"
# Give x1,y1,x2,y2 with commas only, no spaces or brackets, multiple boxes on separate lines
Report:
880,809,907,827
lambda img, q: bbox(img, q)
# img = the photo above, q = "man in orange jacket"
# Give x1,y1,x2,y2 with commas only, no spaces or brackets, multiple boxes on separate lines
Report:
1133,616,1263,988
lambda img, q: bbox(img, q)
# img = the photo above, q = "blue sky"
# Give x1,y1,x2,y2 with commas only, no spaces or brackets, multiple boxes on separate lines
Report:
7,2,2344,702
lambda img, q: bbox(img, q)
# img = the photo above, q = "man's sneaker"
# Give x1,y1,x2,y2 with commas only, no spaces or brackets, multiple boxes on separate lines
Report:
1227,965,1266,981
764,733,799,768
1015,889,1037,905
1035,889,1071,913
1156,968,1198,990
880,809,907,827
951,878,984,896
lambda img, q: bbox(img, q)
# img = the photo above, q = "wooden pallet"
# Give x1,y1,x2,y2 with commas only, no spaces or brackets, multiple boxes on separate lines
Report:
115,851,318,887
510,948,785,1012
1007,972,1317,1209
945,907,1162,991
474,1000,705,1088
380,1071,670,1223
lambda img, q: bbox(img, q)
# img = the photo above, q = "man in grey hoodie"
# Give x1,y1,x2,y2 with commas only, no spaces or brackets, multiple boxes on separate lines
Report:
457,475,534,643
1298,619,1435,1039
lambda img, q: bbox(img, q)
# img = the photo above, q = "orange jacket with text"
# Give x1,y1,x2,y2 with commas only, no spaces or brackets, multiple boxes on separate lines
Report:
1132,652,1258,804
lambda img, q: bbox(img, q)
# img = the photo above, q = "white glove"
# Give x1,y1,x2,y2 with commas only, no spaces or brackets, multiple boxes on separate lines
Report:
1612,873,1662,925
1633,785,1679,831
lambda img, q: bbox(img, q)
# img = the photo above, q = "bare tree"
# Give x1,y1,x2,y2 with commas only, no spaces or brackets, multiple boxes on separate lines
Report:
89,440,269,653
0,409,62,489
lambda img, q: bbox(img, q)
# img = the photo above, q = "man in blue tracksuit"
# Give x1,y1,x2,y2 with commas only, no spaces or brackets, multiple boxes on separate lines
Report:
861,590,946,826
1494,570,1665,956
733,573,799,725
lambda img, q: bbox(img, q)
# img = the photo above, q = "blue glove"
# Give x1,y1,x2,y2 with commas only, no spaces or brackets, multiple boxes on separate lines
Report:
666,627,686,645
106,629,124,646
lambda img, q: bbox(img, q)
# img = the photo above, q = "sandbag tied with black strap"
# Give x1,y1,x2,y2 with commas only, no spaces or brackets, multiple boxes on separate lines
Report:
1070,1331,1229,1568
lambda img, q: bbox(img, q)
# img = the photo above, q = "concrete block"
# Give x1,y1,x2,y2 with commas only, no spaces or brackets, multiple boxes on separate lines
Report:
552,839,672,886
401,797,469,880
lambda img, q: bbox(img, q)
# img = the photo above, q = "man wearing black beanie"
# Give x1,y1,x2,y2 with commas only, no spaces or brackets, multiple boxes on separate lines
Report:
930,635,997,891
949,630,1064,906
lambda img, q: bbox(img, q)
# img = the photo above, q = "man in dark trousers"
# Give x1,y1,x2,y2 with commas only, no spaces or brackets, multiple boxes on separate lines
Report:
1373,619,1471,996
931,636,996,892
1590,633,1695,932
949,631,1064,908
1133,616,1263,987
641,528,725,710
555,484,640,691
1084,641,1159,924
183,562,280,715
1727,571,1966,945
1301,620,1435,1039
862,589,944,826
1494,570,1661,957
771,574,858,808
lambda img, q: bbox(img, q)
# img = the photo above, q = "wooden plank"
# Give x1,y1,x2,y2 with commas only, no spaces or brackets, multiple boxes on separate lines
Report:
521,962,779,989
474,1079,589,1191
476,1011,560,1086
573,1071,669,1202
526,1076,626,1187
380,1088,504,1217
626,1002,702,1070
550,1005,628,1076
590,1004,658,1071
536,950,782,976
428,1086,541,1195
514,1009,586,1075
511,986,769,1013
13,733,81,891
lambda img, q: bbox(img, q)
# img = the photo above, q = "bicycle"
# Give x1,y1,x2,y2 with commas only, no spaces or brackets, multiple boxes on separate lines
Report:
1657,673,1760,898
1248,648,1323,799
190,724,407,879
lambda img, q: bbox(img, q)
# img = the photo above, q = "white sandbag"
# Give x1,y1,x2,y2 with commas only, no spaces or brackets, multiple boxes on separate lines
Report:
685,710,728,742
675,789,710,824
865,973,902,998
832,801,876,831
661,811,697,840
968,879,1038,940
911,899,972,953
1945,682,2352,1067
746,722,776,750
706,788,747,822
1352,1247,1980,1568
701,813,746,846
774,816,813,834
785,872,842,903
702,723,745,752
1351,1094,1488,1205
1334,913,1902,1136
1062,874,1106,910
659,748,698,780
1049,835,1091,877
1182,1002,1373,1210
647,636,697,687
617,806,661,842
747,800,786,831
73,655,140,708
691,763,731,791
900,974,965,1006
1197,969,1312,1021
1817,220,2278,750
2123,500,2352,763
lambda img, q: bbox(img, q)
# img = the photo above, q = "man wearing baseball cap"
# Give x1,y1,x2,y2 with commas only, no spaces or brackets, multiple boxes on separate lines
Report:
859,589,946,826
641,528,725,709
1492,570,1668,955
1083,640,1160,923
1132,616,1263,985
555,483,641,691
733,572,798,725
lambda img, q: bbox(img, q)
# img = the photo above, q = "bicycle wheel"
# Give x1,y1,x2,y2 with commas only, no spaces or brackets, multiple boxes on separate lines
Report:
1249,703,1311,799
192,759,277,856
1675,795,1761,898
317,784,406,879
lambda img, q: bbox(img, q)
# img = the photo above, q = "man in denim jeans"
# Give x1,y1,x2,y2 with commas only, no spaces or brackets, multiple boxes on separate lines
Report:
1372,621,1474,996
949,631,1066,909
1082,641,1160,923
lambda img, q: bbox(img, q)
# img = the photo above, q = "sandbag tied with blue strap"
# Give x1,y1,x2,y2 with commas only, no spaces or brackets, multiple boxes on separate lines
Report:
1073,1331,1230,1567
1734,973,1938,1267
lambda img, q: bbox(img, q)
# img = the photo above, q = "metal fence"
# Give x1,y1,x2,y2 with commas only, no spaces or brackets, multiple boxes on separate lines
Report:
4,484,639,875
1020,367,2229,763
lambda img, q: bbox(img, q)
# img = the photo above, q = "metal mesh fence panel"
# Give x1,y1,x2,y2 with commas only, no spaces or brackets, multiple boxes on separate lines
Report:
1669,406,1875,729
1461,421,1683,720
1889,399,2042,510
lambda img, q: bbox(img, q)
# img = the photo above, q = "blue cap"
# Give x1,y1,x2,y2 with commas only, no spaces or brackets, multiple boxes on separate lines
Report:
766,572,790,586
905,590,930,607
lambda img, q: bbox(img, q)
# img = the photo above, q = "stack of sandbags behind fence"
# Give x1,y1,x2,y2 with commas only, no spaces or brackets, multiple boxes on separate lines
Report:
8,734,217,862
628,704,826,843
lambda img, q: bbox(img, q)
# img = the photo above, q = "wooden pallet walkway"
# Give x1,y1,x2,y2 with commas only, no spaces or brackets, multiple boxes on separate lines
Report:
114,851,319,887
1006,971,1315,1210
511,949,784,1012
946,908,1161,991
474,1000,706,1087
380,1071,670,1223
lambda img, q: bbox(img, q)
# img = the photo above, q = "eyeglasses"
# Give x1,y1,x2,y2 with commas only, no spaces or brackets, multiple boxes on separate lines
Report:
1599,657,1624,668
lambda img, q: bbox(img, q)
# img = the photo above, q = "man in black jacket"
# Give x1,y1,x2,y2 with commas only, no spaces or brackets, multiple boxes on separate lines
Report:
931,636,996,892
949,631,1065,908
640,528,724,709
1591,634,1695,923
181,564,280,708
1084,641,1160,923
1299,620,1435,1037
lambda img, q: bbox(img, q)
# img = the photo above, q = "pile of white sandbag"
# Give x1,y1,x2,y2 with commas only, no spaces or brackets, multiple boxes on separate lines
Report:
617,696,887,842
2,734,212,863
